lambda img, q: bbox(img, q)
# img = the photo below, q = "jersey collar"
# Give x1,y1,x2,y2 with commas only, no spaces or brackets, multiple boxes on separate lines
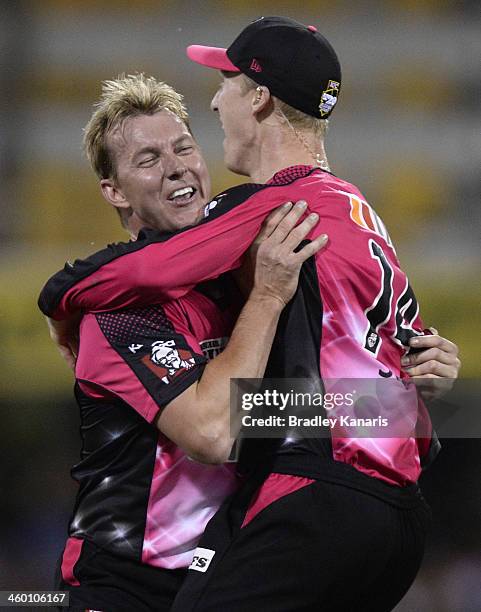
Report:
266,165,320,185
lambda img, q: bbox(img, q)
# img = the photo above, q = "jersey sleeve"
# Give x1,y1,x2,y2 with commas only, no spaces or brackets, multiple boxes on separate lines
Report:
76,305,207,422
38,183,284,319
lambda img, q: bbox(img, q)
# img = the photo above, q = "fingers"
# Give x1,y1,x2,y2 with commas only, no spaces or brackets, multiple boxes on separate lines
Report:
282,211,320,252
403,359,458,378
257,202,323,265
403,334,461,380
255,201,295,242
402,346,458,369
255,201,321,250
403,332,460,402
293,233,328,264
249,200,325,306
262,201,310,244
408,333,458,356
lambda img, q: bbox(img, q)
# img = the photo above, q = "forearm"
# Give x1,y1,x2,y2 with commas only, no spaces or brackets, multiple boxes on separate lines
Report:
196,291,282,429
158,291,283,463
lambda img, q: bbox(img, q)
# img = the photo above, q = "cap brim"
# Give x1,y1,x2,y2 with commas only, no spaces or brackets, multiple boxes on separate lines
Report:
187,45,240,72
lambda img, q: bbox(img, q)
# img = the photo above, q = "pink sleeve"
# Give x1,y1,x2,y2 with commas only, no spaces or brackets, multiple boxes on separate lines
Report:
76,309,207,422
42,186,284,319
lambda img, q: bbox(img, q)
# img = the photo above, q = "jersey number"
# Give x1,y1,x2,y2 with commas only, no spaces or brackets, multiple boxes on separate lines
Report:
364,240,419,357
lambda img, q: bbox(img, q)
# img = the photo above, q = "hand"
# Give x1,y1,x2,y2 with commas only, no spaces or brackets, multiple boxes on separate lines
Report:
401,328,461,401
247,200,328,306
45,313,82,371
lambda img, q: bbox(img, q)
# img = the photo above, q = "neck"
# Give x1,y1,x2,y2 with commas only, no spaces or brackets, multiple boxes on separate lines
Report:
248,126,328,183
126,214,143,240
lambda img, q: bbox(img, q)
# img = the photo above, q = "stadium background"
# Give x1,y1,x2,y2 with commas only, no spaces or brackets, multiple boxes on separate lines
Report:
1,1,479,609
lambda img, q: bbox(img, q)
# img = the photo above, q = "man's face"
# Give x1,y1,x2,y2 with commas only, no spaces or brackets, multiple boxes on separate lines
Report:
211,73,255,176
159,348,181,369
106,110,211,232
151,344,181,369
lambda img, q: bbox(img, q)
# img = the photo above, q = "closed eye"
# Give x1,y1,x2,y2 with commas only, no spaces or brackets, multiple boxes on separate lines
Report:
138,156,157,166
177,145,194,155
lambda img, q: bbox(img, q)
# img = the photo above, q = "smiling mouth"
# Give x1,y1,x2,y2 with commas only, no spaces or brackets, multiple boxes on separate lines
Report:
168,186,198,205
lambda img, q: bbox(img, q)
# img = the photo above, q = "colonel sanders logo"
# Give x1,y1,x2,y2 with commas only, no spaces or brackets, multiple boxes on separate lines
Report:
143,339,196,384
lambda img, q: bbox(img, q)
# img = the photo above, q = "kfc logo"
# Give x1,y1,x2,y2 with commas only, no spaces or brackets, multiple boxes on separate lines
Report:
143,339,196,384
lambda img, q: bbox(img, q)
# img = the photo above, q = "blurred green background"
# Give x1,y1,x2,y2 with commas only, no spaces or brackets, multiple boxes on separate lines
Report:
0,1,480,610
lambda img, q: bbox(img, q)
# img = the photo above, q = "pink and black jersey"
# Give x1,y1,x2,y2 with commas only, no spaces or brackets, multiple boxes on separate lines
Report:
39,166,439,492
62,283,240,572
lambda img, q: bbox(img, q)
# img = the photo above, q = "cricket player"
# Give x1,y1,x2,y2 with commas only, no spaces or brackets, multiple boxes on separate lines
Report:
40,18,460,610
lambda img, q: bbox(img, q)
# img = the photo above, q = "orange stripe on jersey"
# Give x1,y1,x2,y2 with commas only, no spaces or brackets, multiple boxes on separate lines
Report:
341,190,394,250
350,196,365,227
362,205,376,231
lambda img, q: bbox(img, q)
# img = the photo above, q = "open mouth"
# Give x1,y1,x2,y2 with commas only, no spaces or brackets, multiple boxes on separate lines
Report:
168,186,197,205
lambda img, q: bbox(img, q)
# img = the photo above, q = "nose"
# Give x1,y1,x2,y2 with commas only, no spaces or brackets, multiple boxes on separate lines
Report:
165,157,187,181
168,166,186,180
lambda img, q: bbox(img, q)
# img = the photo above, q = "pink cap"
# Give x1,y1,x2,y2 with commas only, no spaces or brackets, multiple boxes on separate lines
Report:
307,25,317,32
187,45,240,71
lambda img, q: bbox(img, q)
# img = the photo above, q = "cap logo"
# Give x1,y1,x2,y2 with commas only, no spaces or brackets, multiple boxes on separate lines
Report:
250,58,262,73
319,80,340,117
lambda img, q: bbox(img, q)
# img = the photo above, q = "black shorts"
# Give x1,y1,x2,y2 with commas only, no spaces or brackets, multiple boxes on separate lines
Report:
171,464,431,612
55,539,187,611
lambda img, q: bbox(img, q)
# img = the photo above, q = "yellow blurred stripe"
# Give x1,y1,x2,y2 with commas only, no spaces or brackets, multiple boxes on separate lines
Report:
412,280,481,379
0,248,478,402
368,159,449,242
382,64,452,112
19,162,126,247
24,67,179,105
218,0,340,17
31,0,169,15
0,252,79,400
383,0,454,15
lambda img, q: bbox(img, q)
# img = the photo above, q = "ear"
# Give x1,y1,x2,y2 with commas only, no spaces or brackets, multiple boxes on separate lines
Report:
100,177,130,212
251,86,272,116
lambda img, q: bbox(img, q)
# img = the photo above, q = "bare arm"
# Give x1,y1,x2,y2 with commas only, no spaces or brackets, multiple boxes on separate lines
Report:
45,311,81,371
156,202,327,463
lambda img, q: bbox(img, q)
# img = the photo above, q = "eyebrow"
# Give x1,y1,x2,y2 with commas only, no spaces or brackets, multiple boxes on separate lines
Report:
133,136,193,159
174,134,194,144
134,146,158,157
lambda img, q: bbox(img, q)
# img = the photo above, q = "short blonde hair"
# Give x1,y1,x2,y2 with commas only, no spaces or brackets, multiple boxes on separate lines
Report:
84,73,189,179
275,99,329,140
240,74,329,139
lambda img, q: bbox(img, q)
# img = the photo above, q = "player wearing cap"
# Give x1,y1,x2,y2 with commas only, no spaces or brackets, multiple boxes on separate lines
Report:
169,17,446,611
40,17,460,611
